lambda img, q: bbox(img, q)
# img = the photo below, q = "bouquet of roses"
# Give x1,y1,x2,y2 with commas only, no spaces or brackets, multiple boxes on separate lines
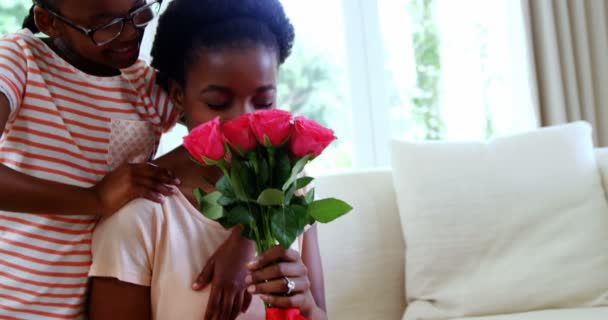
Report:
183,109,352,320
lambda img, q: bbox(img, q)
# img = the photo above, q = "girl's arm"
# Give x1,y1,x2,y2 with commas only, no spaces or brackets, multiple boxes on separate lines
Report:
0,94,179,216
88,277,151,320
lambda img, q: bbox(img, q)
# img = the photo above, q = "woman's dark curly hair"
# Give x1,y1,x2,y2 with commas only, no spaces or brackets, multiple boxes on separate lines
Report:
151,0,295,91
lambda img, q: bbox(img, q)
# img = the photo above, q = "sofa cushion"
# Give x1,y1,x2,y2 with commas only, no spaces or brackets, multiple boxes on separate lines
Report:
315,169,406,320
455,307,608,320
391,122,608,320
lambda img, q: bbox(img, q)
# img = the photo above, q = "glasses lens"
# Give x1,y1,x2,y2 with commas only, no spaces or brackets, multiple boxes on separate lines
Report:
133,2,161,27
92,21,123,45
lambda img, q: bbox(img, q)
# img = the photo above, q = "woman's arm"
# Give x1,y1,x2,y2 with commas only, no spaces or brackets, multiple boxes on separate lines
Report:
88,277,151,320
301,224,327,313
87,198,160,319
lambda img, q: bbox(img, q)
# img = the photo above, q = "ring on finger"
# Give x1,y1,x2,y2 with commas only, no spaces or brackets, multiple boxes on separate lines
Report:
284,276,295,295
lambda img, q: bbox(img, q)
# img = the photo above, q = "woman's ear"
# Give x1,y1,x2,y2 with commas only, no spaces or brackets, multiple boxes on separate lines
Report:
168,79,185,112
33,6,61,38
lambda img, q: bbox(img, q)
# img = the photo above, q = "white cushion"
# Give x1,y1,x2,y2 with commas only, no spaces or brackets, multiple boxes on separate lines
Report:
455,307,608,320
391,122,608,320
315,169,406,320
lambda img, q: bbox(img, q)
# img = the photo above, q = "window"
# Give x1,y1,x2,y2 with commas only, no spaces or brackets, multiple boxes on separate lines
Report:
0,0,29,36
2,0,538,174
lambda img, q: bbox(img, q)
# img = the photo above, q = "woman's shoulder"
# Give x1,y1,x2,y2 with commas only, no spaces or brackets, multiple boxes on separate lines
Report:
94,198,165,240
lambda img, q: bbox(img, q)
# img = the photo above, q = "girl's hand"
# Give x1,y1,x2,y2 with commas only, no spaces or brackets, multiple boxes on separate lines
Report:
91,162,180,216
245,246,321,318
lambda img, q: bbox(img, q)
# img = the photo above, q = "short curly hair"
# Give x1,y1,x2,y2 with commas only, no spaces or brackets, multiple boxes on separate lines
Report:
151,0,295,90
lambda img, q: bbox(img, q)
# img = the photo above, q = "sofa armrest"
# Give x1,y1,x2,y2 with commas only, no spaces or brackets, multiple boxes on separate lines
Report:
314,168,406,320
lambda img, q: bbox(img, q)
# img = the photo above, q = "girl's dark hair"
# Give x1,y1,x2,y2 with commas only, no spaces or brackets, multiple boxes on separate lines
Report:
22,0,57,34
150,0,295,91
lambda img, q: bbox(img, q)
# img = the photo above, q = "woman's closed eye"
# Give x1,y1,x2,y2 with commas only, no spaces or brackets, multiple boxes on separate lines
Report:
253,91,276,109
206,102,230,111
254,101,274,109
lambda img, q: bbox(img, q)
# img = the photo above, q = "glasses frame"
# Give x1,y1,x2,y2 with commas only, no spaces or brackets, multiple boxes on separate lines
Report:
42,0,161,46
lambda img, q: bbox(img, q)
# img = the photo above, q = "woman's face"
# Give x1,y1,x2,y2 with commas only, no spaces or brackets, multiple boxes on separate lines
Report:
172,46,279,131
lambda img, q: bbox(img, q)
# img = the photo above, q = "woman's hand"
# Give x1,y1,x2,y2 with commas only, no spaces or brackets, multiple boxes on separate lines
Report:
192,227,256,320
245,245,325,319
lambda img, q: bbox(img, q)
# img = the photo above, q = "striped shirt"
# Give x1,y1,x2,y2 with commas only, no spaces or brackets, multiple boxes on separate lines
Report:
0,29,177,319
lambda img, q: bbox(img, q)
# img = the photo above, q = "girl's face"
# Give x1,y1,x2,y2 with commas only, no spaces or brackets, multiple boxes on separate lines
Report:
171,46,279,131
49,0,148,69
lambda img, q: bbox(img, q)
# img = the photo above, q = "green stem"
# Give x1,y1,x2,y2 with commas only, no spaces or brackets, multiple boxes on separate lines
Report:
247,204,264,254
268,148,275,187
260,207,274,252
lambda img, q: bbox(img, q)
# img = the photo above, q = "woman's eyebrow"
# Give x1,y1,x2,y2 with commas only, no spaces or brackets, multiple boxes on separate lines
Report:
256,85,276,93
201,85,232,94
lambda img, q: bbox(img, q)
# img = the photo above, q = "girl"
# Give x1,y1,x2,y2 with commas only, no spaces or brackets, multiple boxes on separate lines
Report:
0,0,181,318
87,0,328,319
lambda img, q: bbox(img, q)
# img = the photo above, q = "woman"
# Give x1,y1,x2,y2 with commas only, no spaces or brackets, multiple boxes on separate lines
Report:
87,0,327,319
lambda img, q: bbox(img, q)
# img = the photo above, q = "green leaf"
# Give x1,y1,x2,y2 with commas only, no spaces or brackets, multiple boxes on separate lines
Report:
270,207,300,249
224,205,254,226
291,204,312,231
215,176,235,198
193,188,205,206
274,150,292,188
201,191,222,205
291,195,308,206
217,195,236,207
239,162,257,198
257,188,285,206
282,154,312,191
201,156,223,166
263,135,273,147
201,204,224,220
284,181,297,205
198,191,224,220
229,160,249,200
258,156,270,187
305,188,315,204
295,176,314,190
307,198,353,223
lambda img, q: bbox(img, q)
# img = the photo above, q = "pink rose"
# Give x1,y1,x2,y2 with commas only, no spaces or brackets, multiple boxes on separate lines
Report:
250,109,293,147
289,116,336,158
222,114,257,154
183,117,225,164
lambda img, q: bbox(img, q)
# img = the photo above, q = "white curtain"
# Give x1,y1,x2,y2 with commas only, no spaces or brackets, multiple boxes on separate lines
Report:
524,0,608,146
436,0,539,140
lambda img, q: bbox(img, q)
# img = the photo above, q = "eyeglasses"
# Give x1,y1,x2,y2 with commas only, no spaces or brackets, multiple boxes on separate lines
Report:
42,1,161,46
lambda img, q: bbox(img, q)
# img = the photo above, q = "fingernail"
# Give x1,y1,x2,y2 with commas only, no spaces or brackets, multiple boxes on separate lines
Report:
192,282,201,290
247,285,255,293
245,275,252,284
175,178,182,185
260,295,269,301
247,258,259,269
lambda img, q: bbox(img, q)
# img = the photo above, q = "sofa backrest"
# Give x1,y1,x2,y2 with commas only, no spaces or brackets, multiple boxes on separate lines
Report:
314,148,608,319
315,168,406,320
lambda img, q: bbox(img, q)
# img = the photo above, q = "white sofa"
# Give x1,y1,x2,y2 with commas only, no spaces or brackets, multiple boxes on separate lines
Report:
314,146,608,320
